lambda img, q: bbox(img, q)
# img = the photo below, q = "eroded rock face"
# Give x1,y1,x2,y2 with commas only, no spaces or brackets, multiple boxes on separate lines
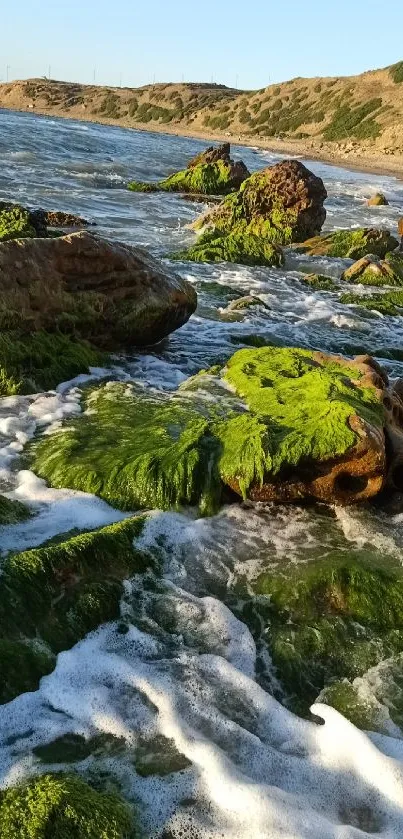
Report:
0,231,197,348
193,159,327,245
31,346,398,513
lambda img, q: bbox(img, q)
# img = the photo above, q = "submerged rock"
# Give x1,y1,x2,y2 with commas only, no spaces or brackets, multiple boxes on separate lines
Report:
300,273,337,290
0,516,149,701
367,192,389,206
340,289,403,317
128,142,250,195
250,552,403,718
31,347,395,513
0,774,137,838
293,227,398,259
192,159,327,245
0,231,197,350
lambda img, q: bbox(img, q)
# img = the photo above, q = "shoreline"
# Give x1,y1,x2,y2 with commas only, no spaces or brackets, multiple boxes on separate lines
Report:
2,103,403,181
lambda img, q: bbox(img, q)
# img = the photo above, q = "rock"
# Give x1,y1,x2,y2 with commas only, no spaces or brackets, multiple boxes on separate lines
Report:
0,774,135,838
341,256,403,286
31,347,393,514
192,159,327,245
251,552,403,719
301,273,337,290
367,192,389,206
0,517,148,701
340,290,403,317
220,295,270,320
0,231,197,350
293,227,398,259
0,201,90,240
128,142,250,195
171,229,284,267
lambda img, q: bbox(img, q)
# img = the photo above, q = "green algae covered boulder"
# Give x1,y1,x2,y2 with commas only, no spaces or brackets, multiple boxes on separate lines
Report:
0,331,105,395
300,273,337,290
171,229,284,267
30,347,387,515
0,774,137,838
0,517,151,701
0,205,37,242
367,192,389,206
293,227,398,259
128,142,250,195
192,159,327,246
0,494,30,525
249,553,403,717
341,254,403,286
340,290,403,317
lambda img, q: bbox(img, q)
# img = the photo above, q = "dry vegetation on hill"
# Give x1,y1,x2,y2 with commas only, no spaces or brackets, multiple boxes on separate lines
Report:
1,63,403,173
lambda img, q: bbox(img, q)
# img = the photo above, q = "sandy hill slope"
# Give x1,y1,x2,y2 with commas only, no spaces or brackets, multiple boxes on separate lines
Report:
1,63,403,174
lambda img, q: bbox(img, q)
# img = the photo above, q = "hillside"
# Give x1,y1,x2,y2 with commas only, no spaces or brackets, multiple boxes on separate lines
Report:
1,63,403,174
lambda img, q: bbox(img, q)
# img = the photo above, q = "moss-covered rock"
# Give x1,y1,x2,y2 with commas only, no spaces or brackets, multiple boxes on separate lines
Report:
192,159,327,245
0,231,197,353
0,517,150,700
300,273,337,290
293,227,398,259
340,290,403,316
171,229,284,266
0,494,30,524
30,347,386,514
250,554,403,716
341,256,403,286
0,331,105,394
0,774,137,838
128,142,250,195
0,205,37,242
367,192,389,206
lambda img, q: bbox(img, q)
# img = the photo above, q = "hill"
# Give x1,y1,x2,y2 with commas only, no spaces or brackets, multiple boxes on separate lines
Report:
1,63,403,174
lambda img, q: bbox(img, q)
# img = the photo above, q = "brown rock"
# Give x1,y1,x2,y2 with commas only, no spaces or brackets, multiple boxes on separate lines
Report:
0,231,196,348
367,193,389,207
193,159,327,244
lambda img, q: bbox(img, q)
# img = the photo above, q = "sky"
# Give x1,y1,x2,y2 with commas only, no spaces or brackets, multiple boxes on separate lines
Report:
1,0,403,91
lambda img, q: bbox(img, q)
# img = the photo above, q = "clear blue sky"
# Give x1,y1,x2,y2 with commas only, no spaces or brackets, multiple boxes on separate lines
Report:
2,0,402,90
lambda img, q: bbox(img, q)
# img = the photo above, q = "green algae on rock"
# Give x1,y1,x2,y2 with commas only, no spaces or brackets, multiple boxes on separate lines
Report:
0,331,105,394
300,273,338,290
293,227,398,259
0,231,197,352
367,192,389,206
0,774,137,838
340,290,403,316
341,255,403,286
128,142,250,195
0,494,30,525
30,347,387,513
0,205,37,242
0,517,150,700
251,554,403,716
191,159,327,246
171,229,284,267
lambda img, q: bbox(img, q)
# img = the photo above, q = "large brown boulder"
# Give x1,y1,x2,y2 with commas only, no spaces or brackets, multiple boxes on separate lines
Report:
192,159,327,245
0,231,197,348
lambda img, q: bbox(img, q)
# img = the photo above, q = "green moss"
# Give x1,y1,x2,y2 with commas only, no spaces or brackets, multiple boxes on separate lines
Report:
340,290,403,316
0,206,37,242
0,331,105,393
318,681,383,731
251,555,403,714
0,640,55,704
294,228,398,259
300,273,337,290
0,774,137,838
128,160,240,196
340,256,403,287
0,495,30,525
171,229,284,266
30,347,383,516
0,517,150,700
